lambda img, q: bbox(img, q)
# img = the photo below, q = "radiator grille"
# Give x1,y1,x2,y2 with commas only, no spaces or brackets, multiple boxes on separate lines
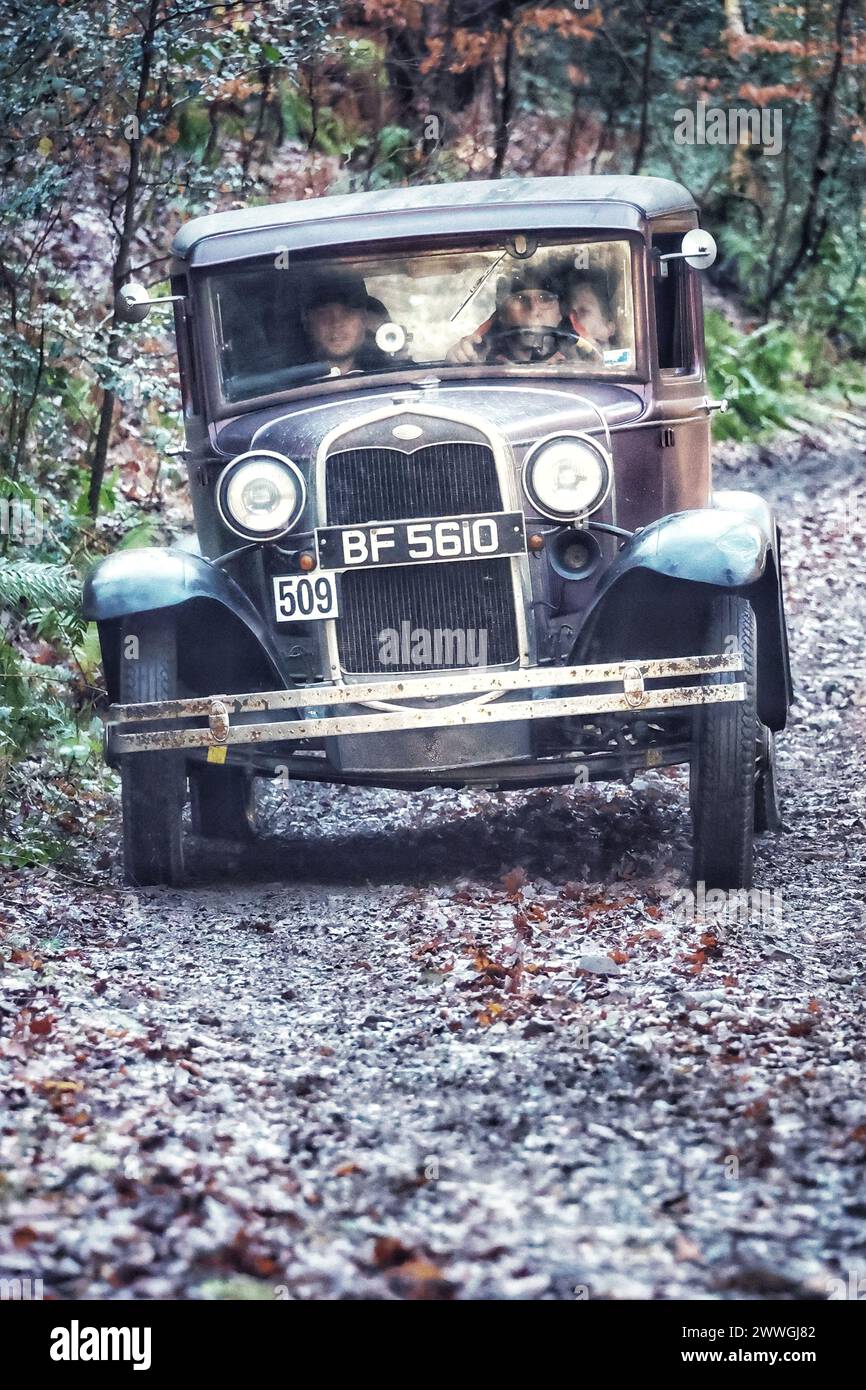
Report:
324,439,519,674
325,441,501,523
338,560,517,674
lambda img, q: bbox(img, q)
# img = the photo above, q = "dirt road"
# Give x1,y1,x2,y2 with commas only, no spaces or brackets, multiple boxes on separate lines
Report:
2,434,865,1300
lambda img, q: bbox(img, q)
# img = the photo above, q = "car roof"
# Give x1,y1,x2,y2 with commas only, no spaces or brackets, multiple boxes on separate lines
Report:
172,175,698,266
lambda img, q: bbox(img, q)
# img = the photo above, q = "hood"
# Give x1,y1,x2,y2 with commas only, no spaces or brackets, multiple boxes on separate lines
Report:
213,381,645,462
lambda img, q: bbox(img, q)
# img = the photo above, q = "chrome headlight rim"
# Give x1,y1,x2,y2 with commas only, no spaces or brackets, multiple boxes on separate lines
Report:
522,431,613,522
216,449,306,542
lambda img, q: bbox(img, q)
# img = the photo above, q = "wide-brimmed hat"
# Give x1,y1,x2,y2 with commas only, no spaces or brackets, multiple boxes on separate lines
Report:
300,269,369,313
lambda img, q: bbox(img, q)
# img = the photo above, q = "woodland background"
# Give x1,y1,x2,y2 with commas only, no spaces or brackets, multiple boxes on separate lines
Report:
1,0,865,864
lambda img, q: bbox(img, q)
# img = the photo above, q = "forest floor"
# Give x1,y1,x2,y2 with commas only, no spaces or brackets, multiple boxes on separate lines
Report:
1,430,865,1300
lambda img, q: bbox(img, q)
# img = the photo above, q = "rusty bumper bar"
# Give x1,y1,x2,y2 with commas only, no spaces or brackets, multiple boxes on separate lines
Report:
105,654,745,754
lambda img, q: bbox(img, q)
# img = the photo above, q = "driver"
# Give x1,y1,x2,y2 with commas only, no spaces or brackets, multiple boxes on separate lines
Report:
300,271,391,375
445,267,567,365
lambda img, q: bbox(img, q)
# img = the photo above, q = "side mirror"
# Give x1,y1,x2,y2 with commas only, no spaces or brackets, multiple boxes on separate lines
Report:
115,281,186,323
658,229,718,276
681,228,717,270
115,281,153,323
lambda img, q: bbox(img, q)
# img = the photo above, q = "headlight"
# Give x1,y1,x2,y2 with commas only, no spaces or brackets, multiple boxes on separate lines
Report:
522,433,612,520
216,451,306,541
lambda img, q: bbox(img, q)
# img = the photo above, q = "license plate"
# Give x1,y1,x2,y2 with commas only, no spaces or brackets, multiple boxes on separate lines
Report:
316,511,526,571
272,571,339,622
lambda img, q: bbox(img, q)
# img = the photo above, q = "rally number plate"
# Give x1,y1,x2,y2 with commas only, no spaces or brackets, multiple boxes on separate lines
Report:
316,511,526,571
272,571,339,622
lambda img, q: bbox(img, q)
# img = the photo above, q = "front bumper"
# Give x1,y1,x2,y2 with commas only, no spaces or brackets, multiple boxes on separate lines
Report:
105,653,745,755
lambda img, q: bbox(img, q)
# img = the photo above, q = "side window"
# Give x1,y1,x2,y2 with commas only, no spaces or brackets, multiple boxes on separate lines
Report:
652,233,694,373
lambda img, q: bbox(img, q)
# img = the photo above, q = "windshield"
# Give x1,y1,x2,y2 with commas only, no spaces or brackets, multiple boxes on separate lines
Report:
206,237,637,405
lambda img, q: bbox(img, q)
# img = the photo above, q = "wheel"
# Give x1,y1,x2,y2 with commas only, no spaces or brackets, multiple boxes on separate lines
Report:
119,612,186,886
755,723,783,832
188,763,256,841
690,594,758,890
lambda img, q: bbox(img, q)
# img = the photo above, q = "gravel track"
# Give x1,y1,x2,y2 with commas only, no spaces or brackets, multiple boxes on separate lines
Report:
2,432,865,1300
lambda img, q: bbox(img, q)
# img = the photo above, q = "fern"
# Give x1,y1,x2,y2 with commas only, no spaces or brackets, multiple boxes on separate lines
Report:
0,558,80,612
0,634,67,759
705,311,808,441
0,634,27,710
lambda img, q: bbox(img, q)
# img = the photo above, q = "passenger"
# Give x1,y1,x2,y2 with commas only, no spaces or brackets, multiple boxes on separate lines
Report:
446,267,568,365
562,268,618,357
300,271,390,375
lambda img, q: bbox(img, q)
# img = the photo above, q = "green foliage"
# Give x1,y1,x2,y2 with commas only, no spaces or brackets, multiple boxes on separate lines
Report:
0,558,84,649
364,125,417,186
0,712,110,868
705,309,866,440
0,552,90,864
72,623,104,686
199,1276,278,1300
705,312,803,440
0,559,80,614
787,228,866,359
177,101,212,155
278,82,358,157
0,638,69,759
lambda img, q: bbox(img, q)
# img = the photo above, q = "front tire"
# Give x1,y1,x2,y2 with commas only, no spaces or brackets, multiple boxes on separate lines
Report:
690,595,758,890
119,612,186,886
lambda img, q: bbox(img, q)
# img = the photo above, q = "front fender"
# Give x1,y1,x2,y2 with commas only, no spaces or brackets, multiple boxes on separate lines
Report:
83,547,286,697
83,547,252,621
600,495,775,594
572,494,793,729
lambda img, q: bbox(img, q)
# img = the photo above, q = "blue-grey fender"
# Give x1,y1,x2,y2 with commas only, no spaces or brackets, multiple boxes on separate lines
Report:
572,490,794,729
82,547,286,699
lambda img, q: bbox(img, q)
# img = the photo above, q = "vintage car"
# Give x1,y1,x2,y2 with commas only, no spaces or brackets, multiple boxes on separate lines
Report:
85,175,793,889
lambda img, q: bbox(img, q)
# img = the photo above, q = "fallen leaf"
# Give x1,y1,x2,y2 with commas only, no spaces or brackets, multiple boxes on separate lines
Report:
10,949,43,970
502,867,526,896
477,1002,506,1026
373,1236,412,1269
393,1256,444,1281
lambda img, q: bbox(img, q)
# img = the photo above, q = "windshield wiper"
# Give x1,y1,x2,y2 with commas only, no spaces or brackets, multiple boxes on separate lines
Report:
449,251,507,323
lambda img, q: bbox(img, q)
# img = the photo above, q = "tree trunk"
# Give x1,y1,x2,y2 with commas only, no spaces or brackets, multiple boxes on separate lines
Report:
492,22,515,178
761,0,851,313
631,3,654,175
87,0,161,517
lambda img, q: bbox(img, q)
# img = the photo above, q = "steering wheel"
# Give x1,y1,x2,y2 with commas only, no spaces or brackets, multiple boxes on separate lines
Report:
486,326,605,364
